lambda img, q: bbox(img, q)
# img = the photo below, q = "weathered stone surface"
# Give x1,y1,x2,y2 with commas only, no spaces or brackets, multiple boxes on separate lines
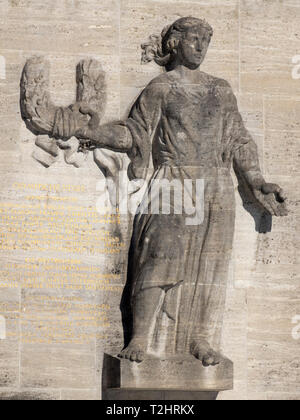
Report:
265,97,300,132
102,354,233,396
105,388,219,401
265,131,300,177
61,389,98,401
21,343,96,389
247,289,300,394
0,313,19,388
0,389,60,400
240,0,300,95
120,356,233,391
0,0,298,401
0,0,120,55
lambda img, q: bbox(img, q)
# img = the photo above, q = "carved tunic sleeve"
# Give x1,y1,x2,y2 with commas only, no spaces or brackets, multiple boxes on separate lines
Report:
125,82,163,180
221,83,265,188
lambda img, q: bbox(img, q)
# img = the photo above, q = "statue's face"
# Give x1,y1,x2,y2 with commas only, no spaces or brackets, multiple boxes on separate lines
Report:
177,26,211,69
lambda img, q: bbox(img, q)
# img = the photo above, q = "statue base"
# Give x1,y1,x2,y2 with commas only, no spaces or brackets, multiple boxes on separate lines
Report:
102,354,233,400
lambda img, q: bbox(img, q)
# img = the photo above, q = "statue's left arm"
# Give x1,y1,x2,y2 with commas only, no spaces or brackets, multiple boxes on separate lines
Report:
223,84,288,217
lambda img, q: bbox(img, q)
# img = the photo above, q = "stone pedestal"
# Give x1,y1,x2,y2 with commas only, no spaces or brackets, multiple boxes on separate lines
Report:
102,354,233,400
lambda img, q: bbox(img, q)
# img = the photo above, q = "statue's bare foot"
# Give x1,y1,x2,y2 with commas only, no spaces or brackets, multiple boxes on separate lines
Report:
191,340,221,367
118,339,146,363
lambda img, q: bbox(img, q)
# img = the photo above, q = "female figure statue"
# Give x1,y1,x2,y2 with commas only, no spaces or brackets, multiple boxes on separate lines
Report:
53,17,287,367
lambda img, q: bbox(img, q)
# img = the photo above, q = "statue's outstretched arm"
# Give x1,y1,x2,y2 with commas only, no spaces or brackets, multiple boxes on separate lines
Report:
224,86,288,217
52,104,133,153
53,81,162,181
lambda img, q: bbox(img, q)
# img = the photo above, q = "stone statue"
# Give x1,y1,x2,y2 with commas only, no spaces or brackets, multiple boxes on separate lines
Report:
21,17,288,389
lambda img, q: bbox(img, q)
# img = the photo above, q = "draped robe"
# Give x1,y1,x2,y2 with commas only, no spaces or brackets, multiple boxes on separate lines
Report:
121,71,261,356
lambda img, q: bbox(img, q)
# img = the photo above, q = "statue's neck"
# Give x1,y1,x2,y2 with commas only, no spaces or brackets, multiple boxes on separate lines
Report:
169,64,201,84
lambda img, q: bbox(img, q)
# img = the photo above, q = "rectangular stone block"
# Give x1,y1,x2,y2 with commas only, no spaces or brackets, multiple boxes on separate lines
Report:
21,342,96,389
240,0,300,95
0,288,20,313
0,1,120,55
265,97,300,132
0,313,19,388
247,332,300,394
267,392,300,401
264,131,300,177
0,389,60,400
61,389,98,400
235,263,300,293
247,288,300,394
104,355,233,391
247,289,300,335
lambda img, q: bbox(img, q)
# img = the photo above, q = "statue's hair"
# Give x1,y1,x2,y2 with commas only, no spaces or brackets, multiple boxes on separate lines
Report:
141,17,213,68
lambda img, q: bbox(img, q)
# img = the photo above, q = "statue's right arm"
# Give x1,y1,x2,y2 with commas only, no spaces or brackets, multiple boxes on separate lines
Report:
53,79,162,177
77,121,133,153
52,105,133,153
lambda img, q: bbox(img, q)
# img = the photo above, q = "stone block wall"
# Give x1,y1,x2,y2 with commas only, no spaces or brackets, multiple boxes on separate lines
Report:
0,0,299,400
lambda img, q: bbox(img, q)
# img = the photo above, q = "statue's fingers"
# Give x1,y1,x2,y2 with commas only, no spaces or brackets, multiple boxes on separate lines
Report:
79,105,100,130
273,184,281,193
268,198,281,217
79,103,93,115
63,108,71,138
269,196,288,217
69,112,76,138
130,352,137,362
53,108,63,138
277,188,288,202
278,201,289,217
268,196,286,217
89,112,100,130
261,183,280,195
76,127,90,140
52,109,59,137
262,198,276,216
136,351,144,363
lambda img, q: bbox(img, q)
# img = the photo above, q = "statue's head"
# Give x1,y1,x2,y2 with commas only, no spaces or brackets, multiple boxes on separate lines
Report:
142,17,213,71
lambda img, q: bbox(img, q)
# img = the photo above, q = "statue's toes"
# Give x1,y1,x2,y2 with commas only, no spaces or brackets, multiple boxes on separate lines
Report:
130,351,138,362
193,349,203,360
118,343,145,363
202,354,214,367
136,351,144,363
211,352,221,366
118,349,130,359
202,351,221,367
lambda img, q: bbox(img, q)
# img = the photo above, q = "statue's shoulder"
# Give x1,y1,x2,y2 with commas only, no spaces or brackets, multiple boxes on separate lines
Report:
202,73,236,105
140,73,171,100
200,72,232,90
148,73,173,88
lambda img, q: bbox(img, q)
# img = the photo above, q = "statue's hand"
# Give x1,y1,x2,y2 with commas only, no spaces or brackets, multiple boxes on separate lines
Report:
74,104,100,151
52,106,78,140
53,102,100,143
253,183,288,217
